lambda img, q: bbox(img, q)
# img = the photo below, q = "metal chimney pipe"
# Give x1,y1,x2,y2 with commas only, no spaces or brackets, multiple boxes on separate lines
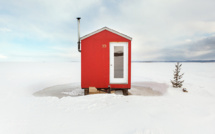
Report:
77,17,81,52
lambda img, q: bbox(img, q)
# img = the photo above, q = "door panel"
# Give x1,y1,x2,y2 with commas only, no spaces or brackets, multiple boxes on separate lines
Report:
110,42,128,84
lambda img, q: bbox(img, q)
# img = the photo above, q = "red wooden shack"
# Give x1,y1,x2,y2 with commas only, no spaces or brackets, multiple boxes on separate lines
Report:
77,18,132,95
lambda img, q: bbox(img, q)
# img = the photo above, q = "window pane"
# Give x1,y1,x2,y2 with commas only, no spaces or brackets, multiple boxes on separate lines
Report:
114,46,124,78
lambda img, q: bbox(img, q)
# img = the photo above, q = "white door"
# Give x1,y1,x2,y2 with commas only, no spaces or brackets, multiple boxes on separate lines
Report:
110,42,128,84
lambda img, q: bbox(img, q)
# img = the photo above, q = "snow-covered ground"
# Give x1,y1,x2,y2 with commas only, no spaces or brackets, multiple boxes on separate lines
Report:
0,62,215,134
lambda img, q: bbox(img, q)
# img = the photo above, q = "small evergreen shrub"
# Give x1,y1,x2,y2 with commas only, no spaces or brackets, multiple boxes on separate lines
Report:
171,62,184,88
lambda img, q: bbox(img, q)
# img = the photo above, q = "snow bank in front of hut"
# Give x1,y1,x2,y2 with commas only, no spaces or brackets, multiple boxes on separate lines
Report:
0,62,215,134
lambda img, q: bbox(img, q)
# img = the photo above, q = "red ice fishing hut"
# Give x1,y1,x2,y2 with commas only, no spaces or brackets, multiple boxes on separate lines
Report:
77,18,132,95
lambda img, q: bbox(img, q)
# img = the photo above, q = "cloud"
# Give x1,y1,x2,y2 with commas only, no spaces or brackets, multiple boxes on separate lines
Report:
186,36,215,60
86,0,215,61
0,0,101,41
51,46,80,61
160,36,215,61
0,0,101,61
0,0,215,61
0,27,11,32
0,54,7,59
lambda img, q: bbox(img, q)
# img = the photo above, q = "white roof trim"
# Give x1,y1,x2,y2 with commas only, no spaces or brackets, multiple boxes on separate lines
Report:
80,27,132,41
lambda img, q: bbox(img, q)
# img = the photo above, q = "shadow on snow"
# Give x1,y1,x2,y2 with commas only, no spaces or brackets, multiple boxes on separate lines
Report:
33,82,169,98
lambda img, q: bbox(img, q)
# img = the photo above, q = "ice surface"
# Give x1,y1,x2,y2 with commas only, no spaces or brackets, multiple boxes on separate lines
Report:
130,82,168,96
0,62,215,134
33,83,84,98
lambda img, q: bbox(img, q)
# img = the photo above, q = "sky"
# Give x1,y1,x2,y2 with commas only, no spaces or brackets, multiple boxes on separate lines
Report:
0,0,215,62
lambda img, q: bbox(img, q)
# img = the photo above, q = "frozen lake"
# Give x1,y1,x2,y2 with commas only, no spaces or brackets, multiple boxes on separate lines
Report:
0,62,214,134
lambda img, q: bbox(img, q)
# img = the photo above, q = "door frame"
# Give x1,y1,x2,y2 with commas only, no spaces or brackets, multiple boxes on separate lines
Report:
109,42,128,84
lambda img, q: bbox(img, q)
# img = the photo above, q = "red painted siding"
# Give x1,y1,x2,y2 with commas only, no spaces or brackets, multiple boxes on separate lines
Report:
81,30,131,89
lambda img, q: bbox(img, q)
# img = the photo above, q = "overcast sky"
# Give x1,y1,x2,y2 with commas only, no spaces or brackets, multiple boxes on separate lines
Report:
0,0,215,62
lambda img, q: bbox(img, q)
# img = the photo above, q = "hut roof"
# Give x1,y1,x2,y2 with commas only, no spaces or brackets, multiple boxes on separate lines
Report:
80,27,132,41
